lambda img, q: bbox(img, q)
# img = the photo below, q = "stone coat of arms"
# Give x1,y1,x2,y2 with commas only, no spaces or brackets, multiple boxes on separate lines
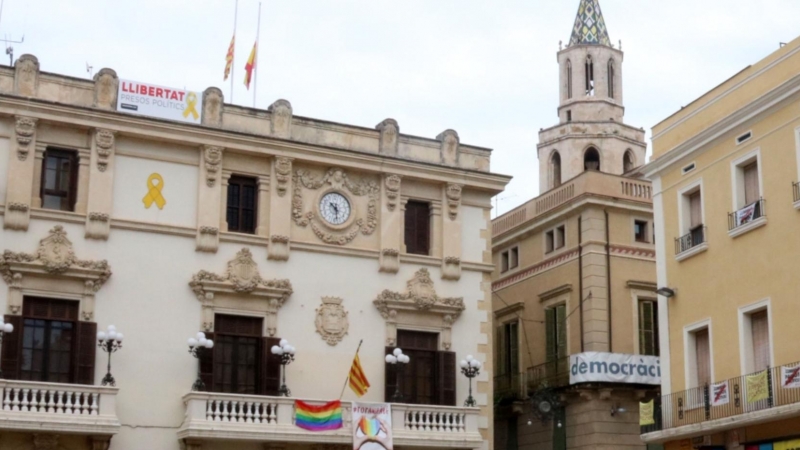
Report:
315,297,349,346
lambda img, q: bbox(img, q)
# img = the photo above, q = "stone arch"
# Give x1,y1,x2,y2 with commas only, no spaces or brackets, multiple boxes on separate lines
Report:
584,147,600,172
566,60,573,99
623,149,635,173
550,150,562,188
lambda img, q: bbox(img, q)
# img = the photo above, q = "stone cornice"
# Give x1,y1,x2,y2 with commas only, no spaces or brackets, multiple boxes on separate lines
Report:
494,302,524,318
538,284,573,302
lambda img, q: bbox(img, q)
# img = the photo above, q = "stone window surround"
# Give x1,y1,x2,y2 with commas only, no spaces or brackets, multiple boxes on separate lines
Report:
543,221,567,256
32,142,91,214
629,285,658,356
630,216,653,246
737,297,774,376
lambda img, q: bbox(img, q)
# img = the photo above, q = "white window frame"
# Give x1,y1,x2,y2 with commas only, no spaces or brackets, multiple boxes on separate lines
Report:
794,126,800,209
630,291,658,356
677,178,705,236
543,222,567,255
730,148,763,211
738,298,774,376
684,318,714,390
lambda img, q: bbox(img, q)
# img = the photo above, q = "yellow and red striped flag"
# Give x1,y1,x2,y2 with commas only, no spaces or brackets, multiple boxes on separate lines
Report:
244,42,257,89
348,353,370,397
223,34,235,81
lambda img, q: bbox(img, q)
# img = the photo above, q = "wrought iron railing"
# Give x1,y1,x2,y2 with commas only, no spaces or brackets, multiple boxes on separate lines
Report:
642,361,800,434
526,357,570,392
728,198,765,231
793,182,800,203
675,226,706,255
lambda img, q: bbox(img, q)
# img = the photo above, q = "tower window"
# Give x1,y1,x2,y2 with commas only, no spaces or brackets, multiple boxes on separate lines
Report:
608,59,615,99
584,147,600,172
566,60,573,99
566,110,572,122
623,151,635,173
551,151,562,188
585,56,594,96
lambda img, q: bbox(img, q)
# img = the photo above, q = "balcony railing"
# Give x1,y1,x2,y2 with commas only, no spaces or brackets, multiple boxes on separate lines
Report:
675,226,706,255
793,182,800,203
0,379,120,435
179,392,482,447
494,373,525,400
728,198,765,231
642,361,800,436
526,357,569,391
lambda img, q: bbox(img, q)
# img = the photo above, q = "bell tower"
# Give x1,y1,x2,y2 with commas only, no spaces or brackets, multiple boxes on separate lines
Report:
537,0,646,192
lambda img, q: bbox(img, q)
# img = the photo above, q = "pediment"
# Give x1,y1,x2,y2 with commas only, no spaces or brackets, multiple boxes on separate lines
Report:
189,248,293,303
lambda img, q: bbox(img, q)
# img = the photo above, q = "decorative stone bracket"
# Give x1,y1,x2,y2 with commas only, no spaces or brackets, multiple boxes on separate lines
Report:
0,226,112,319
373,268,465,349
15,116,37,162
189,248,293,336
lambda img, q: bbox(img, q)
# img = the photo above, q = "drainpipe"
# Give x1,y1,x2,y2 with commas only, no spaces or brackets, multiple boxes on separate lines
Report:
605,210,612,353
578,215,584,353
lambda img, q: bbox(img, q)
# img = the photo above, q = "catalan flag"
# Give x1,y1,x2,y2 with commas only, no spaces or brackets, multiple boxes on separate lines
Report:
244,42,257,89
295,400,343,431
223,34,235,81
348,353,370,397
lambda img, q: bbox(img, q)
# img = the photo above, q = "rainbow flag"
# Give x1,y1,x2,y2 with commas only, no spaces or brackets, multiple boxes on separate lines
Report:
295,400,343,431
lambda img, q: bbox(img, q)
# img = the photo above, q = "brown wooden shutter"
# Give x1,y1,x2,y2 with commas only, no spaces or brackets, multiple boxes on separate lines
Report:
262,337,282,396
74,321,97,385
744,163,759,205
751,311,770,371
199,332,215,391
1,315,23,380
695,329,710,386
404,202,430,255
689,192,702,228
509,322,519,374
384,346,397,402
436,351,456,406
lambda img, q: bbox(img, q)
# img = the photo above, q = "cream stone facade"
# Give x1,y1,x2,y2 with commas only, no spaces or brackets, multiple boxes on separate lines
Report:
0,53,510,450
642,34,800,450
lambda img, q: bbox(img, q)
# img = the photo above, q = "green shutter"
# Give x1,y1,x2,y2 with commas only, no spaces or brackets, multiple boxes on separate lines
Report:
556,304,567,359
545,308,556,363
509,322,519,374
496,326,507,375
638,300,660,356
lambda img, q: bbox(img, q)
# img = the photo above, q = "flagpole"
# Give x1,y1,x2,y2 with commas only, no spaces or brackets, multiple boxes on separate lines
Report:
339,339,364,400
231,0,238,103
253,1,262,108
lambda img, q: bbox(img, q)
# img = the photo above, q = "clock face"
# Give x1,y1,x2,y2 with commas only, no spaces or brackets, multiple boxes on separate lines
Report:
319,192,351,225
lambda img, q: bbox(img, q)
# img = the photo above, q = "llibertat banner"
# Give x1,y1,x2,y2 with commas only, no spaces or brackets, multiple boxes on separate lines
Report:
352,402,392,450
117,79,203,124
569,352,661,385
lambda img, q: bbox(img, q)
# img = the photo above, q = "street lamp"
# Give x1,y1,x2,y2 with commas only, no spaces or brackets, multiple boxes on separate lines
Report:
385,348,410,402
97,325,123,386
0,320,13,378
188,332,214,391
271,339,296,397
460,354,482,407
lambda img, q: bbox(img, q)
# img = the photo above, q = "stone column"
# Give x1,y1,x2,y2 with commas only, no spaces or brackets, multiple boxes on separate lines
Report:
581,207,610,352
85,129,116,240
256,175,271,237
219,171,232,232
30,143,45,208
430,200,443,259
74,148,91,214
379,174,402,273
196,145,223,252
441,183,463,280
4,116,38,230
267,157,292,261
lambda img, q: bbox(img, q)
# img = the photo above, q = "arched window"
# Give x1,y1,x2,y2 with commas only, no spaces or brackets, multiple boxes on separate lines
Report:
608,59,615,99
551,151,562,188
623,150,635,172
566,60,573,99
585,56,594,96
584,147,600,172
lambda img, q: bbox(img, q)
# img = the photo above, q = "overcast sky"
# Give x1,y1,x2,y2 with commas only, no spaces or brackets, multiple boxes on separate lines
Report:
3,0,799,214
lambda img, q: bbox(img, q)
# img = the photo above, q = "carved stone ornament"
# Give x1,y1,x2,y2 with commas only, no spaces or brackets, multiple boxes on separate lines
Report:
203,146,223,187
374,268,465,318
292,167,379,246
15,116,38,161
384,174,402,211
315,297,349,346
95,129,115,172
14,54,39,97
202,87,224,127
275,157,292,197
269,99,293,138
437,129,460,166
199,226,219,236
93,68,118,110
376,118,399,155
445,183,462,220
0,225,112,292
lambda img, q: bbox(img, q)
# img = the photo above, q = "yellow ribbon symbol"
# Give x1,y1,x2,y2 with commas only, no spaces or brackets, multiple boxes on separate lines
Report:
142,173,167,210
182,92,200,121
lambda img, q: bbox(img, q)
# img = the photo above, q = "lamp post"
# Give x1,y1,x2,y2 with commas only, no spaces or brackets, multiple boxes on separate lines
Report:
188,332,214,391
460,354,482,407
385,348,410,402
96,325,123,387
271,339,296,397
0,320,13,379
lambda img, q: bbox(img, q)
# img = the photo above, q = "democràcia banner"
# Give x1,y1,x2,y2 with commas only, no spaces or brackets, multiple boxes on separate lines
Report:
569,352,661,385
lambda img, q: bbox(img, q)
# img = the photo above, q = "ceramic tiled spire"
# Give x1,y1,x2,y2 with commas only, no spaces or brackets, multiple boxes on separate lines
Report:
568,0,611,47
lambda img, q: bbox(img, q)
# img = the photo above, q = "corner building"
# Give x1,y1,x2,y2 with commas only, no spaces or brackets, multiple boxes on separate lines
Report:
0,54,510,449
642,35,800,449
492,1,659,449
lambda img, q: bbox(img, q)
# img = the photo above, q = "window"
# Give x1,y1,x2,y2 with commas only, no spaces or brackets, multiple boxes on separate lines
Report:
638,300,659,356
682,162,696,175
624,151,635,173
545,304,567,363
635,220,649,243
41,149,78,212
566,110,572,122
730,153,764,230
496,321,519,377
694,328,711,387
500,247,519,273
584,147,600,171
545,225,565,254
566,60,573,99
736,131,752,145
740,303,772,375
386,330,455,406
404,201,431,255
551,151,562,188
585,57,594,96
677,184,705,254
743,162,760,205
227,175,258,234
607,59,615,99
750,311,770,372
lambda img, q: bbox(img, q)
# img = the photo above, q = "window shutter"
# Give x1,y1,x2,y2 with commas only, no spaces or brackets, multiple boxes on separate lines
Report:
436,351,456,406
689,192,702,228
385,346,397,402
556,305,567,359
199,332,215,391
744,163,759,205
751,311,770,371
509,323,519,374
695,329,710,386
545,308,555,362
496,327,507,376
1,315,22,380
262,337,282,396
416,204,430,255
74,321,97,385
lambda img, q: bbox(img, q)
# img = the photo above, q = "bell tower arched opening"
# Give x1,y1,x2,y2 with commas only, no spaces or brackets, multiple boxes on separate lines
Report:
584,147,600,172
551,151,562,188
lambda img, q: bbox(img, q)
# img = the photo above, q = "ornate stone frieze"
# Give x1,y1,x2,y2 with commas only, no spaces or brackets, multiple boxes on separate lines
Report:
88,212,110,222
445,183,462,220
203,146,223,187
315,297,349,346
15,116,37,161
275,157,292,197
270,235,290,244
199,226,219,236
382,248,399,257
292,167,379,246
7,202,29,212
384,174,402,211
95,129,116,172
376,118,399,155
85,212,112,240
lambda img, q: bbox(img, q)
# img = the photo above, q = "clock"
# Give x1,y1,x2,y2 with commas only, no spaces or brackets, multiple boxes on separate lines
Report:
319,192,351,225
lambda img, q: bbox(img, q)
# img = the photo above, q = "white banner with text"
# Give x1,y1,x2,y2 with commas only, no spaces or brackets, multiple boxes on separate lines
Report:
569,352,661,385
117,79,202,124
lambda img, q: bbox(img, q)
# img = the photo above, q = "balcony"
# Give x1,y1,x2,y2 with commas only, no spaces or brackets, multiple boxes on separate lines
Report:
0,379,120,435
674,226,707,261
793,182,800,208
642,362,800,443
526,358,569,392
728,198,767,237
179,392,482,448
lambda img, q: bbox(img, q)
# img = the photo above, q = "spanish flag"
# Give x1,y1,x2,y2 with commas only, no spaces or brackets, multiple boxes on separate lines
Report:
223,34,235,81
348,354,370,397
244,42,257,89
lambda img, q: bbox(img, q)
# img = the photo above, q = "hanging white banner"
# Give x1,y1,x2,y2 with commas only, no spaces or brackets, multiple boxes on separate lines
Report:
569,352,661,385
783,365,800,389
117,79,203,124
711,381,730,406
352,402,393,450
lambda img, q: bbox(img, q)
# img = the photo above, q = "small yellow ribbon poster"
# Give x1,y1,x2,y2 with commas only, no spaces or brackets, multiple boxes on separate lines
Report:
639,400,655,426
142,173,167,210
182,92,200,120
746,370,769,404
